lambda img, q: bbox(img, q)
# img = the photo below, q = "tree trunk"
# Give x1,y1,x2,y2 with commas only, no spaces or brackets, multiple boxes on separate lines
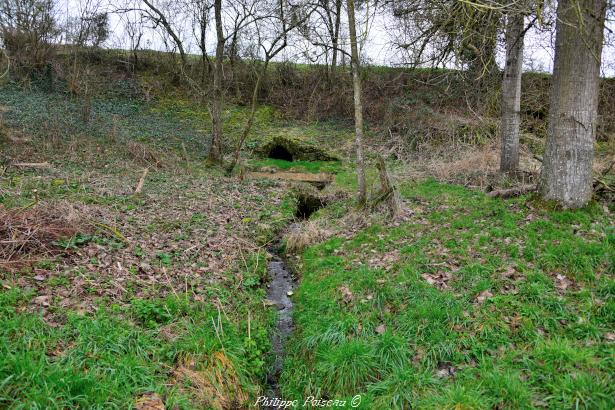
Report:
208,0,224,164
331,0,342,72
199,18,212,86
227,62,267,174
346,0,367,206
540,0,606,208
499,13,525,172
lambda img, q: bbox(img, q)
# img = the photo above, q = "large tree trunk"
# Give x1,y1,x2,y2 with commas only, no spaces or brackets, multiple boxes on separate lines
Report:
208,0,224,164
540,0,606,208
346,0,367,206
499,13,525,172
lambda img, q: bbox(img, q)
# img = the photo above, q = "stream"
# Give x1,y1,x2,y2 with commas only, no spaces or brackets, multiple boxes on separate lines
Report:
262,200,323,408
263,234,299,408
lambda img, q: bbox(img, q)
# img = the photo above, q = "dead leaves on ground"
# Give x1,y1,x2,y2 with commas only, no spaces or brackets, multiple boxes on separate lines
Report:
6,175,288,316
338,285,354,304
135,393,165,410
554,273,574,292
474,289,493,304
421,271,453,290
0,202,85,269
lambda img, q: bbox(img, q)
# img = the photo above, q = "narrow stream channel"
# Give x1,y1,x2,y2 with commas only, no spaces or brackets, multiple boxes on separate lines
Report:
264,255,296,405
262,198,323,408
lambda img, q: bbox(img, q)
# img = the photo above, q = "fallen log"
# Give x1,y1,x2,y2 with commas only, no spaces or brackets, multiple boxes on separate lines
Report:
487,184,536,199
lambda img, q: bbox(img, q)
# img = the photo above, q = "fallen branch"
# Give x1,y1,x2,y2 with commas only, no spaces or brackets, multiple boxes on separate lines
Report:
134,168,149,195
13,162,51,168
594,178,614,192
487,184,536,199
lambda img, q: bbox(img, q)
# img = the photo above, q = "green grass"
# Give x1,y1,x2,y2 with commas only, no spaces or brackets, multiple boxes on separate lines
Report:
280,180,614,409
0,280,273,409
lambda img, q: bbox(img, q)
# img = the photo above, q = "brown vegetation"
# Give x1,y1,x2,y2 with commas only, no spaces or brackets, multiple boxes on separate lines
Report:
0,202,85,270
174,351,248,410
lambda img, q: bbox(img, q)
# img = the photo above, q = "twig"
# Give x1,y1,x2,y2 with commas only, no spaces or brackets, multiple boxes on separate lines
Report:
599,156,615,177
211,317,225,351
162,267,180,300
181,142,189,166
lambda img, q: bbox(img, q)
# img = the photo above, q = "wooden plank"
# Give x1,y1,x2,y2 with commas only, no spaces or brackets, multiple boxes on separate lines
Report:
247,171,333,183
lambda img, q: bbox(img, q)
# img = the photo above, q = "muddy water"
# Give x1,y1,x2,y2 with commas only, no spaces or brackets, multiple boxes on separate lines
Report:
263,254,297,407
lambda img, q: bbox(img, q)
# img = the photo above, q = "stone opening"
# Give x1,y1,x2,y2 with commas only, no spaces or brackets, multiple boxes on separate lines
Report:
295,193,325,219
259,136,338,162
268,145,294,161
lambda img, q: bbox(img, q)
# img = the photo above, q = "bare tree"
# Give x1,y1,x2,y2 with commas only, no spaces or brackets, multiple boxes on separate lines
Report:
122,13,145,71
206,0,263,163
119,0,258,163
388,0,500,79
347,0,366,205
65,0,109,48
187,0,213,83
540,0,607,208
227,0,315,173
0,0,58,72
138,0,187,65
315,0,344,73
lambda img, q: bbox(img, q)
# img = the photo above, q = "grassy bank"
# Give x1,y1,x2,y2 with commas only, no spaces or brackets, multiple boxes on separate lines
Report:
280,181,614,409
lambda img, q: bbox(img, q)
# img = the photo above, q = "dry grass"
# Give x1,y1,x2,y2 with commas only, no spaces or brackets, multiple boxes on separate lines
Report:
174,351,248,410
286,220,332,253
0,201,89,271
396,140,540,190
126,140,166,168
427,141,499,181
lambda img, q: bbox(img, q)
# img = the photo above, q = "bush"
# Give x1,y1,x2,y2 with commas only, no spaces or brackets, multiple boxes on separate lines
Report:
0,0,58,76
